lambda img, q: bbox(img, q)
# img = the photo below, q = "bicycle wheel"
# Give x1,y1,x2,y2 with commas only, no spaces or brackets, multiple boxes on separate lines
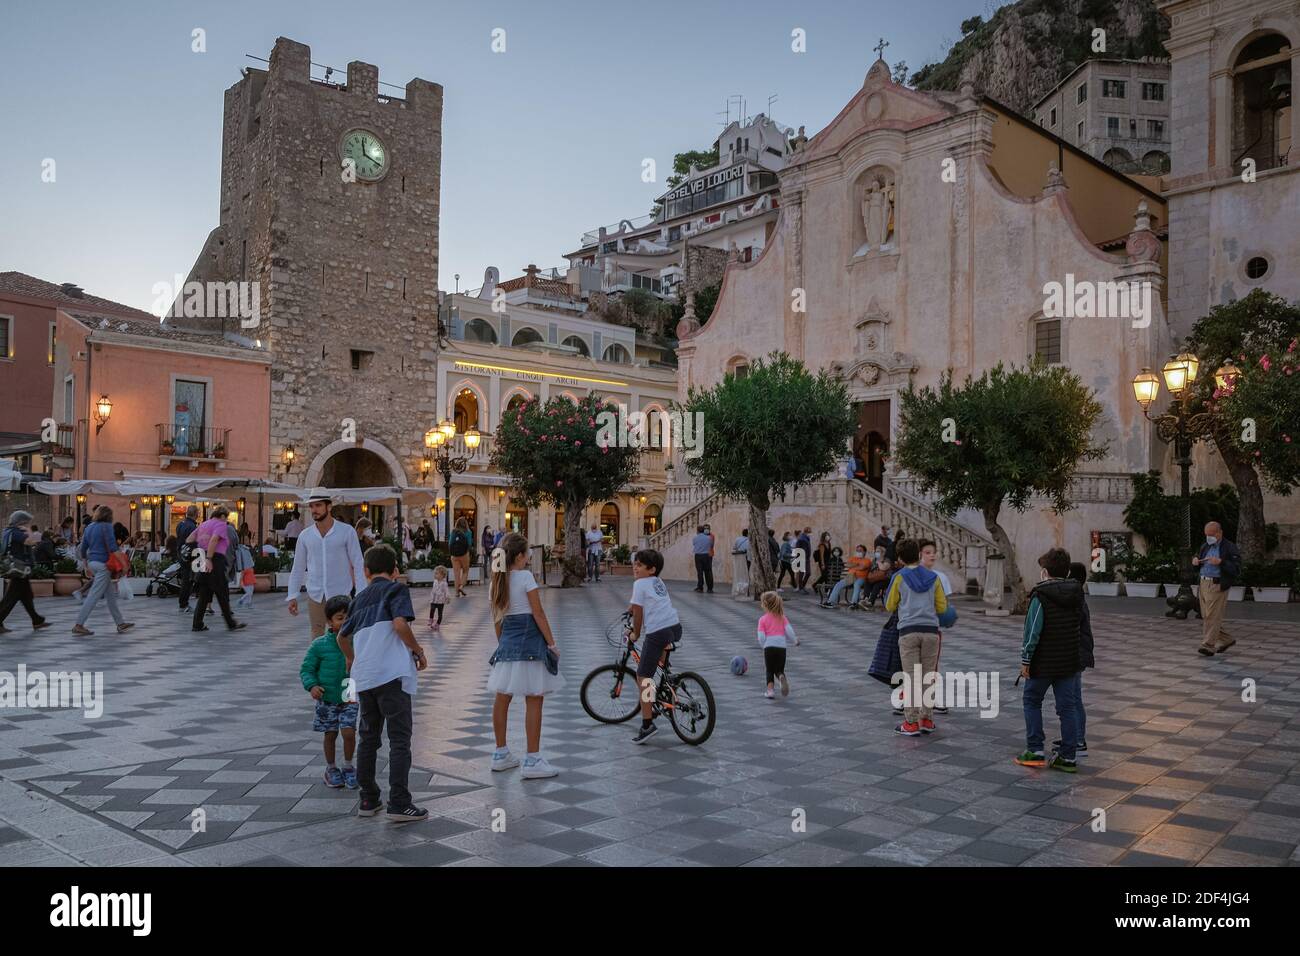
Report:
580,665,642,724
666,671,716,745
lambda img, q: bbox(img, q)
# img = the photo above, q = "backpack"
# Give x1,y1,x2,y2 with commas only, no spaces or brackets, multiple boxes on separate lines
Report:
2,527,33,579
449,530,469,557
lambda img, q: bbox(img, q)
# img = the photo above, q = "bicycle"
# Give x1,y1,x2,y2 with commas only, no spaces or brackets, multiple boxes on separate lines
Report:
579,612,716,745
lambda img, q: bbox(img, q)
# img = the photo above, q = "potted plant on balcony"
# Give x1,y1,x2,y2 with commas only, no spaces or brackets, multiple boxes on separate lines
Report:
53,557,84,596
161,438,175,456
213,442,226,460
1242,561,1293,603
252,553,277,593
29,563,55,599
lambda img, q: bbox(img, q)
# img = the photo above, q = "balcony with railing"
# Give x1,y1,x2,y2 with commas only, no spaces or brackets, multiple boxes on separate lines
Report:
41,423,77,463
157,423,233,470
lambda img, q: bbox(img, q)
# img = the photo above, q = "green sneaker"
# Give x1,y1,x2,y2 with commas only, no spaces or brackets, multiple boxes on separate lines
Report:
1049,753,1077,774
1014,750,1047,767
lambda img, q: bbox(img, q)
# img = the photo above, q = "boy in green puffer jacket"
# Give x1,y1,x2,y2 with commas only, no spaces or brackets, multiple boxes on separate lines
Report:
300,595,358,789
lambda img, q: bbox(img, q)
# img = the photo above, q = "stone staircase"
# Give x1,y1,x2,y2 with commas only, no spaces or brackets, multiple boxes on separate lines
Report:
649,476,996,591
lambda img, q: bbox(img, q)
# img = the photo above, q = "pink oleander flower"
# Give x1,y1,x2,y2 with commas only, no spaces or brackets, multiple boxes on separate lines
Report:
1289,339,1297,353
556,480,563,487
1285,436,1293,443
1212,388,1223,399
1259,355,1272,371
574,440,582,447
601,447,609,454
588,418,596,426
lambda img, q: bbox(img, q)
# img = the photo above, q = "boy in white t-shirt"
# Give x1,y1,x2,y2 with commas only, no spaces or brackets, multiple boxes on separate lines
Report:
627,548,680,745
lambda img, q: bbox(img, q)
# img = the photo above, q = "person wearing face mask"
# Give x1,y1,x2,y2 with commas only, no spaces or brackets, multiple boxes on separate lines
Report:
1015,548,1082,772
821,544,871,608
1192,521,1241,657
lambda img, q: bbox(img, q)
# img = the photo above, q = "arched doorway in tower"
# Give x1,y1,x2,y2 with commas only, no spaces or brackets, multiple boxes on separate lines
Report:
320,446,399,526
853,400,890,493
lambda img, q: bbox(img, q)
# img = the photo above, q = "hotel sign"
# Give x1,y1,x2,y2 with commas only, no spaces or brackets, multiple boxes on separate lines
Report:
660,162,745,203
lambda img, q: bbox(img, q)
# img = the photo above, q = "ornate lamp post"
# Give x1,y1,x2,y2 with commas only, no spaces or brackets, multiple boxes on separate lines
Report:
1132,353,1238,615
425,421,479,543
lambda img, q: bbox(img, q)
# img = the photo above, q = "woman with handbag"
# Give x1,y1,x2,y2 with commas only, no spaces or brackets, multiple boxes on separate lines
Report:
0,510,50,633
72,506,134,636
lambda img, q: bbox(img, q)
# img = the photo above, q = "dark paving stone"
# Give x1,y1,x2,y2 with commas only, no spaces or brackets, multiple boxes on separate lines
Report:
960,840,1037,865
381,843,473,866
680,841,766,866
533,829,615,855
1219,835,1296,858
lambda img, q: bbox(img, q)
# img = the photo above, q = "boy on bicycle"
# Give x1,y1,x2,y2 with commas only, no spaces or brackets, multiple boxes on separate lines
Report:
627,548,681,744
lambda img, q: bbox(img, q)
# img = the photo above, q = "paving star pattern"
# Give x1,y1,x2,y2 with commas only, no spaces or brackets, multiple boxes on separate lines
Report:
0,579,1298,867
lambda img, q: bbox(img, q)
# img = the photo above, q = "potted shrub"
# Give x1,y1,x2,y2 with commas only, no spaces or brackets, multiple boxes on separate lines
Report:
1122,551,1163,598
250,553,276,593
407,553,435,585
127,554,152,595
161,439,175,456
1086,566,1119,598
29,563,55,598
53,557,84,596
1243,561,1293,603
273,547,295,590
213,442,226,459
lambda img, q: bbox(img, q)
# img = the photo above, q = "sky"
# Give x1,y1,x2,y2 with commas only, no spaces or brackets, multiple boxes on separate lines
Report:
0,0,1009,311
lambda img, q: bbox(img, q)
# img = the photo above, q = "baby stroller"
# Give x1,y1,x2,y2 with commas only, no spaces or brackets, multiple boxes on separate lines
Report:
150,560,183,598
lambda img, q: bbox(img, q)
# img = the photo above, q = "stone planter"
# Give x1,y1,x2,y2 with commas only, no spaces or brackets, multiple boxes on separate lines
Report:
128,577,152,596
253,573,273,593
1252,587,1291,604
1125,582,1161,598
396,574,408,585
273,572,295,591
467,566,481,584
54,573,84,596
30,579,55,598
1227,586,1246,602
1086,581,1119,597
408,568,435,585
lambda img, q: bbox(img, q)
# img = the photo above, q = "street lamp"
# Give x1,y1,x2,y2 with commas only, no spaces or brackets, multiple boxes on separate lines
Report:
1132,355,1217,616
281,445,296,477
94,395,113,434
427,424,471,544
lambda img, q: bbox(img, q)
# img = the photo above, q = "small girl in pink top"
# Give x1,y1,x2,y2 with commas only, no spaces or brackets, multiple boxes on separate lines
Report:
756,591,800,699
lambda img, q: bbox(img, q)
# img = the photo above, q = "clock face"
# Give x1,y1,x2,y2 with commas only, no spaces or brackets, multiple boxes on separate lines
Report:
340,129,389,181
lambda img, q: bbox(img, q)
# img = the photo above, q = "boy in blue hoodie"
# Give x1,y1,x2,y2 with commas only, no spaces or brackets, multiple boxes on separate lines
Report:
885,539,947,736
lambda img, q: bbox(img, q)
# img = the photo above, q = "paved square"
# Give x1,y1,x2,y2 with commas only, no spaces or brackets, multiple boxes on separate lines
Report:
1,580,1297,867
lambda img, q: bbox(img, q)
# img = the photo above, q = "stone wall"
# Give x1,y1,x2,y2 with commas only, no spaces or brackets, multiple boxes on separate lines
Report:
683,244,729,297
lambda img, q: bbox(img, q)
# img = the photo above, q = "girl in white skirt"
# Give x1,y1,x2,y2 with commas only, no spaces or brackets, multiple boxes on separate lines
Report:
486,533,564,778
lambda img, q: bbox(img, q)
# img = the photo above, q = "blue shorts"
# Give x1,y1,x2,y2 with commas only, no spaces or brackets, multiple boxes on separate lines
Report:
312,699,359,732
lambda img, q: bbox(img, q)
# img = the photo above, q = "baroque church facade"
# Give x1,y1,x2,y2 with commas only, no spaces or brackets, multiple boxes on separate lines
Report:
659,59,1176,588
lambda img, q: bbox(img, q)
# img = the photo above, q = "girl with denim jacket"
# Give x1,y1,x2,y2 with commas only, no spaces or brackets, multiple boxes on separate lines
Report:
486,533,564,779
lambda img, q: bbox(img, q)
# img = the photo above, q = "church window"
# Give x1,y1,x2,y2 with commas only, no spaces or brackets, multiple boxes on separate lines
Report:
726,356,750,379
1033,320,1062,365
1246,256,1270,280
1231,34,1292,173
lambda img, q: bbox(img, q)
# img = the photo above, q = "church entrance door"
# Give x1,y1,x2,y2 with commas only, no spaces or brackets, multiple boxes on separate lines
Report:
854,399,890,493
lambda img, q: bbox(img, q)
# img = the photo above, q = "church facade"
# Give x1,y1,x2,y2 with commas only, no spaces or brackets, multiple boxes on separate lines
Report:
659,61,1175,587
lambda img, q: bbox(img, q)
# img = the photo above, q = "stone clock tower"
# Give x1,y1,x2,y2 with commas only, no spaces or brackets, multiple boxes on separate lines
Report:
181,37,443,489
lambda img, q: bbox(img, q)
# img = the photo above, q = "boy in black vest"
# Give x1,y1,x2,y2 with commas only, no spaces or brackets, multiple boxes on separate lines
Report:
1015,548,1082,773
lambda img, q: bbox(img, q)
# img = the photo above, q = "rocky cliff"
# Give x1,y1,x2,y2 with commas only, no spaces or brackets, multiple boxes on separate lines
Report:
911,0,1169,113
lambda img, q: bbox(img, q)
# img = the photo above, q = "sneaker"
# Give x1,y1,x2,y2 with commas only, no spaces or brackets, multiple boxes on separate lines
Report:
117,622,135,633
192,624,210,632
491,750,520,772
386,804,429,823
323,766,344,788
357,797,382,817
72,624,93,636
521,755,559,779
633,722,659,744
32,619,50,630
1053,739,1088,757
228,622,247,631
779,674,790,697
1215,637,1236,652
894,721,921,737
1048,753,1078,774
919,718,936,734
178,605,192,614
1014,750,1047,767
764,687,775,699
342,767,359,789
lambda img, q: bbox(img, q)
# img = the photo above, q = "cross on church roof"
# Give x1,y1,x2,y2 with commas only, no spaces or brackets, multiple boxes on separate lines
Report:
874,37,889,61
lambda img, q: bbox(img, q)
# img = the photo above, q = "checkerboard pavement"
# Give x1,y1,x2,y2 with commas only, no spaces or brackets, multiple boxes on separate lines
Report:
1,578,1298,867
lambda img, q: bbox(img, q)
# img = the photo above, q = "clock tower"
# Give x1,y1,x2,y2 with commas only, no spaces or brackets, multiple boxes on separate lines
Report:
180,37,444,489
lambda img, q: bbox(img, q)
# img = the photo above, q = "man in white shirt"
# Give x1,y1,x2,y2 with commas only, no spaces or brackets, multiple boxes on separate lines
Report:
283,511,304,549
286,491,365,638
585,524,605,582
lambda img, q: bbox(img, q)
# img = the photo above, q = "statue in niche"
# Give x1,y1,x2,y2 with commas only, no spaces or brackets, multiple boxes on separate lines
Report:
857,175,896,255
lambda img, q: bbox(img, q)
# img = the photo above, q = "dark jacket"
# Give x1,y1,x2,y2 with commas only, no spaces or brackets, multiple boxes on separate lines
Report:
1026,578,1083,679
874,533,896,563
1078,598,1094,669
767,534,780,568
1195,538,1242,590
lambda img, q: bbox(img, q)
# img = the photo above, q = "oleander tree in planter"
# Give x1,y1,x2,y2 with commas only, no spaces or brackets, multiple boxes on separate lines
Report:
491,394,641,587
894,362,1106,613
678,352,856,598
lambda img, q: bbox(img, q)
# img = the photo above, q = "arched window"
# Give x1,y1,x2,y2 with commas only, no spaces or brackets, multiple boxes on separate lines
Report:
726,356,750,379
506,392,530,414
1232,33,1292,173
642,503,662,536
561,335,590,357
464,318,497,344
511,326,544,348
454,495,477,539
453,388,479,433
1141,150,1170,174
602,343,631,364
600,502,620,544
1102,147,1133,169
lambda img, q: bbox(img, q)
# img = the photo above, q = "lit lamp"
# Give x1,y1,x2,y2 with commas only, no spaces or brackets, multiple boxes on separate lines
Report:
437,497,446,510
165,495,175,506
94,395,113,433
1132,367,1161,410
129,500,138,512
464,427,481,450
237,497,246,515
1213,359,1239,391
420,455,432,480
429,506,437,518
439,418,456,441
424,428,440,450
361,502,369,514
76,494,86,506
